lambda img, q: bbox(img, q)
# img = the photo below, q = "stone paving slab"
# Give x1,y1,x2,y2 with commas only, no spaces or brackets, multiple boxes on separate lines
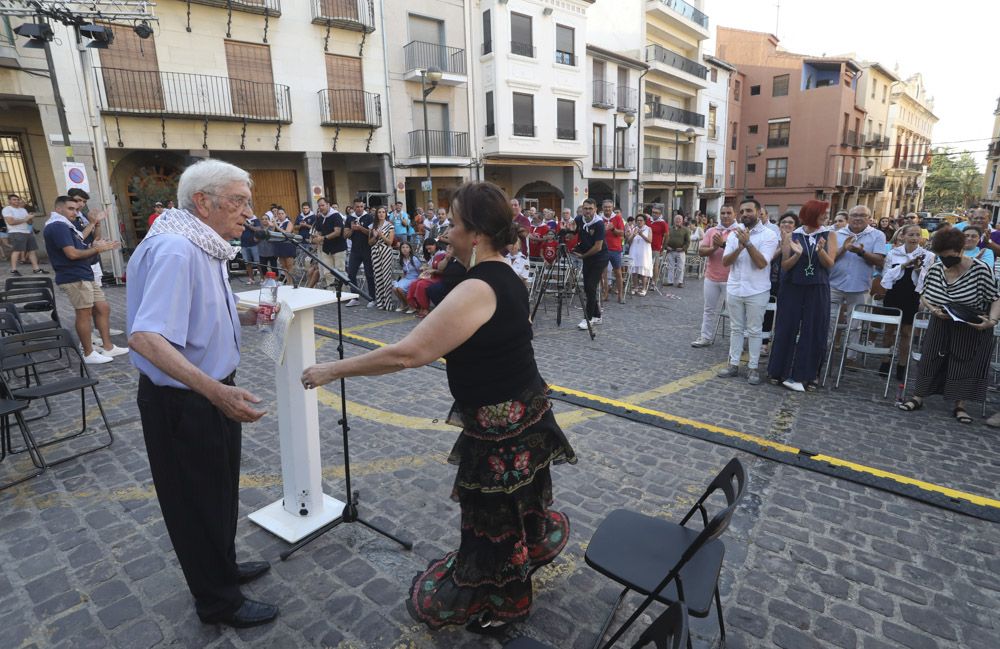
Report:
0,272,997,649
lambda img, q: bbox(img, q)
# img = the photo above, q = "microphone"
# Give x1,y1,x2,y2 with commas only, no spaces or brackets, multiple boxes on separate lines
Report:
256,230,304,243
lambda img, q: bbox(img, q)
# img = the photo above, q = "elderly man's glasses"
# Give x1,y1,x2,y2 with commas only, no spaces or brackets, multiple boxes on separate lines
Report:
202,192,253,210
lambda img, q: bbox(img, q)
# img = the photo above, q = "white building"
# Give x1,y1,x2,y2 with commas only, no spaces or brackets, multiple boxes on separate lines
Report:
584,45,645,214
473,0,592,212
695,53,734,219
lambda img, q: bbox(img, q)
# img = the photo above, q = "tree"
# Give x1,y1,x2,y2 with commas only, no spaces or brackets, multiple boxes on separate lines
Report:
923,148,983,213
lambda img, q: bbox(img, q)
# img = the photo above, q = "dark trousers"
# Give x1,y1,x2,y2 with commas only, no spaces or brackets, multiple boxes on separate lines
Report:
347,245,376,299
137,375,243,620
582,256,606,320
767,281,830,383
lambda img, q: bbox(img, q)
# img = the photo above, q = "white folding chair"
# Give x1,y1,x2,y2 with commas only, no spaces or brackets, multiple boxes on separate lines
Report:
761,296,778,345
713,300,729,344
821,303,844,386
834,304,903,398
901,311,931,390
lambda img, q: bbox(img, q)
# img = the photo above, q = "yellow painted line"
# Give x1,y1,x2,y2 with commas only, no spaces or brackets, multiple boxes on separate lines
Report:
811,455,1000,509
314,384,453,433
325,328,1000,512
344,315,414,334
317,326,392,349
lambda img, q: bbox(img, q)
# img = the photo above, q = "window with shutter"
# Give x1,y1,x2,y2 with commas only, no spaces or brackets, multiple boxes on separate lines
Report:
99,24,163,111
320,0,359,21
225,41,276,119
325,54,364,122
555,24,574,65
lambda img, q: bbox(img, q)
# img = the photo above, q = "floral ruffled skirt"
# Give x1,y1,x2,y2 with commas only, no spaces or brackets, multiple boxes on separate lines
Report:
406,382,576,629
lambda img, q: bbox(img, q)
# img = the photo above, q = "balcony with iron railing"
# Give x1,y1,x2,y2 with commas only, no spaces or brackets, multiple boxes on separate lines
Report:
842,130,860,148
182,0,281,16
703,174,723,190
511,40,536,58
906,160,924,171
862,175,886,191
402,41,467,84
513,123,536,137
645,44,708,82
593,80,615,109
310,0,375,33
617,86,639,113
408,130,469,158
555,51,577,66
318,89,381,128
767,135,789,148
648,0,709,30
988,140,1000,158
642,158,703,176
592,146,637,170
556,127,577,141
838,172,862,186
95,68,292,123
645,102,705,128
764,175,788,187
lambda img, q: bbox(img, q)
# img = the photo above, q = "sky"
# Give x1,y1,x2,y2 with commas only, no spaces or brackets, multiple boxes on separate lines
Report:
703,0,999,169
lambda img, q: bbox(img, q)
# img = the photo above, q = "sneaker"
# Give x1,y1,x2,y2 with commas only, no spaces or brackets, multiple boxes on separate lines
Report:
9,269,20,276
717,365,740,378
577,319,592,330
747,369,761,385
99,345,129,358
33,268,48,274
366,301,376,308
83,350,113,365
691,338,712,348
782,379,805,392
590,317,602,325
394,306,406,312
405,308,416,314
345,299,359,307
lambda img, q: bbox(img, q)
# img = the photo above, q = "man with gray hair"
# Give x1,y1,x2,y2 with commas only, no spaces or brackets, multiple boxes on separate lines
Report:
127,159,279,628
829,204,886,366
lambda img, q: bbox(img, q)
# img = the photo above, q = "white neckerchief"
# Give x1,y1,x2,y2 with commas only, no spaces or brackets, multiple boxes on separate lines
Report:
584,212,603,228
840,224,876,238
794,225,831,244
144,208,237,261
44,212,85,239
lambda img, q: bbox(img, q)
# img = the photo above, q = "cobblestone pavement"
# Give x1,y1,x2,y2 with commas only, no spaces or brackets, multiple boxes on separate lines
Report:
0,269,997,649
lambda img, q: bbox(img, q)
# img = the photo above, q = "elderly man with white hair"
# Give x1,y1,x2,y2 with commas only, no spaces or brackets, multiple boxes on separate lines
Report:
126,159,279,629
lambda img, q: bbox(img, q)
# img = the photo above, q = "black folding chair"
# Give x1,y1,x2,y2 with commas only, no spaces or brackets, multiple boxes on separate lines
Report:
585,458,747,649
0,329,113,466
505,601,688,649
0,396,44,491
0,286,62,332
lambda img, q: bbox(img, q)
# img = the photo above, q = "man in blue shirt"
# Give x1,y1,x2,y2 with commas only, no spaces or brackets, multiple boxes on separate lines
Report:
42,196,126,364
829,205,886,363
127,159,278,629
344,198,375,307
389,201,411,244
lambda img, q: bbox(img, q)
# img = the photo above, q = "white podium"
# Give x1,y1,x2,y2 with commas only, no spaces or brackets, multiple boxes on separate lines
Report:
236,285,357,543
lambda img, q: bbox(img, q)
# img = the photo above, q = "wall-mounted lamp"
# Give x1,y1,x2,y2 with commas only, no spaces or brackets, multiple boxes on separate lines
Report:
543,7,553,15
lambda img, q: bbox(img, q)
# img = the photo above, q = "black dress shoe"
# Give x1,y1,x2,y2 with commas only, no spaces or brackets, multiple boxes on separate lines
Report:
237,561,271,584
203,599,279,628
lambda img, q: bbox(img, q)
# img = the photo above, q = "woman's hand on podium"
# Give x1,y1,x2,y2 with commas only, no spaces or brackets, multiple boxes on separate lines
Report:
301,363,337,390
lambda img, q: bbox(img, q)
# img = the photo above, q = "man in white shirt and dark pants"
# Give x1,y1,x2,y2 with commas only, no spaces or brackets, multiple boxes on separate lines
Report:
717,199,780,385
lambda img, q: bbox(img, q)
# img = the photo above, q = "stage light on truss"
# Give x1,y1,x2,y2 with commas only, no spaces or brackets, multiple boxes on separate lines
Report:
79,23,115,48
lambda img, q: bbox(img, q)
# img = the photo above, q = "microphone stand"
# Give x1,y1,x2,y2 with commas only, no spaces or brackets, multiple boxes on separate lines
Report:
269,231,413,560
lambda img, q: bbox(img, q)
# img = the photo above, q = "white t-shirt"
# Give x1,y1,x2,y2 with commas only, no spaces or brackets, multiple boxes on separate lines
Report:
2,206,32,234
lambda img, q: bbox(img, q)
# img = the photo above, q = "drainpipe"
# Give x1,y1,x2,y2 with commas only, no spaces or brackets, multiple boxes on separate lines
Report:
378,0,398,203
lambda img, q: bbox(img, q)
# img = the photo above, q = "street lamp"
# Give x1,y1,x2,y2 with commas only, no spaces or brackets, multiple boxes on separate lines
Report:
420,66,443,207
672,127,696,217
611,111,636,209
742,143,766,201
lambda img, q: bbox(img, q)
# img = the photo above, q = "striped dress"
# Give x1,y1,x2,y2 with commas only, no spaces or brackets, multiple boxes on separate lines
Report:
914,258,1000,402
370,220,396,310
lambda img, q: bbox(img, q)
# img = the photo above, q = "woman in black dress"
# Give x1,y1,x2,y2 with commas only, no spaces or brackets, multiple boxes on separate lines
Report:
300,182,575,633
880,224,936,379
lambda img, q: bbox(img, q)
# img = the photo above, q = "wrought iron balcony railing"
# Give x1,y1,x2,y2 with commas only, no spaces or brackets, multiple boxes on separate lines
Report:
645,44,708,79
513,123,536,137
310,0,375,33
592,146,637,170
555,51,576,66
838,172,862,186
408,130,469,157
617,86,639,113
593,80,615,109
765,175,788,187
906,160,924,171
511,40,535,58
182,0,281,16
403,41,467,76
556,127,577,141
318,89,381,127
767,136,789,148
642,158,703,175
862,175,886,191
645,103,705,128
842,130,860,148
704,174,723,189
95,67,292,123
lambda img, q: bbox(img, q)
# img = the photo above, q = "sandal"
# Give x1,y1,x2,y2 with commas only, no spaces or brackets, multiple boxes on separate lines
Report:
805,381,820,392
898,397,923,412
767,376,781,386
465,612,510,636
953,407,973,424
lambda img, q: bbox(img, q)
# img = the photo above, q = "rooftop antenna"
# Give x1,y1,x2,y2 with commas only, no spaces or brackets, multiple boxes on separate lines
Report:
775,0,780,39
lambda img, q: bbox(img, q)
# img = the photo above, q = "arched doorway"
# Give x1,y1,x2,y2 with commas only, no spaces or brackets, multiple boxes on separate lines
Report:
589,181,612,209
515,180,563,213
110,150,185,247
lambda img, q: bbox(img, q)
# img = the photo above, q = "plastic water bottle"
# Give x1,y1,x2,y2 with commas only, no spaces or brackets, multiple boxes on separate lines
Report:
257,272,279,331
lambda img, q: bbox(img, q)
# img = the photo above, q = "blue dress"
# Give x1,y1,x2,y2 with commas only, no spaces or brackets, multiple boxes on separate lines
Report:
394,256,423,293
767,230,832,384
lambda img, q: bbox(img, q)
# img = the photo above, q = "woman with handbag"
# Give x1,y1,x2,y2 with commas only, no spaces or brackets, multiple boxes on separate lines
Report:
898,228,1000,424
879,224,937,380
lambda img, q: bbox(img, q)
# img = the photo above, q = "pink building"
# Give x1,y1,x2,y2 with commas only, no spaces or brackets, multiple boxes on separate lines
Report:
717,28,875,216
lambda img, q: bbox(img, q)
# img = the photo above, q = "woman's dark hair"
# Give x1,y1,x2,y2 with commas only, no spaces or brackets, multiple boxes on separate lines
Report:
930,227,965,254
422,237,437,261
451,182,518,250
778,211,799,227
398,241,413,267
964,224,984,238
799,200,829,228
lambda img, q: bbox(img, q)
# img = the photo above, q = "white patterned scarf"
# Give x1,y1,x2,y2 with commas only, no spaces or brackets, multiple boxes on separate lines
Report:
144,208,237,261
44,212,85,239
